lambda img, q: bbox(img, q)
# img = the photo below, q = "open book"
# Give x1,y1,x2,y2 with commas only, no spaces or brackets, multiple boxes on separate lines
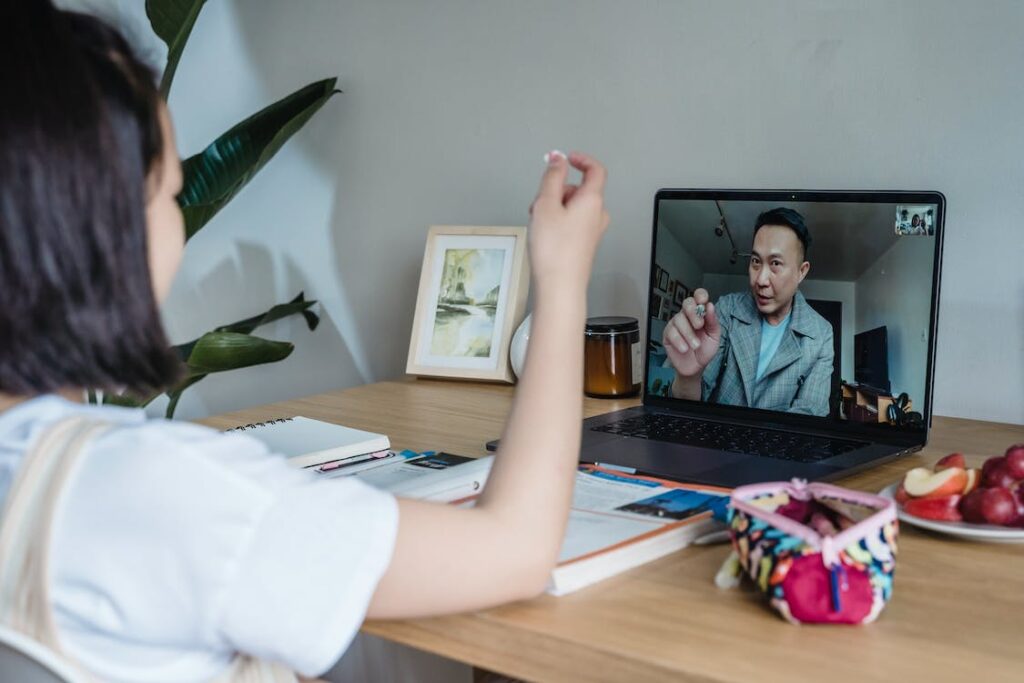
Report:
328,451,493,501
335,452,729,595
547,466,728,595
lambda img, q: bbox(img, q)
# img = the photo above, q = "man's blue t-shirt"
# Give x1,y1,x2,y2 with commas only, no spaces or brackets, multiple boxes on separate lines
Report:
755,312,792,381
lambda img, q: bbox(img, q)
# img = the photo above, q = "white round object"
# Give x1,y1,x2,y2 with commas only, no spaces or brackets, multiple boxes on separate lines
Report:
509,314,532,379
879,483,1024,543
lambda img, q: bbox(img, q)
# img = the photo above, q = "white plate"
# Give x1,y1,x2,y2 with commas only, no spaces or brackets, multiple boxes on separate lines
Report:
879,484,1024,543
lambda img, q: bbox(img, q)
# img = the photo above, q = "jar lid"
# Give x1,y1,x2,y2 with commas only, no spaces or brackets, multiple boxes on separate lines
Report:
585,316,639,334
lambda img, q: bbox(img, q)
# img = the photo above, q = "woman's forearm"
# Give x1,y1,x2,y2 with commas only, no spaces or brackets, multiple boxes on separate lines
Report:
476,282,588,566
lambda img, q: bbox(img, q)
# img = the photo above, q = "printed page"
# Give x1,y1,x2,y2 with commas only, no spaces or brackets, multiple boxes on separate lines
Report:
571,470,668,512
349,453,477,489
573,470,724,521
558,510,663,563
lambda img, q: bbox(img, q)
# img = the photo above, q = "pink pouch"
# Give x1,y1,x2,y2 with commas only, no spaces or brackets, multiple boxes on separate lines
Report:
720,479,899,625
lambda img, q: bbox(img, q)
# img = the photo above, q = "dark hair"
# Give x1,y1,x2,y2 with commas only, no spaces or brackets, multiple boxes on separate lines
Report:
753,207,811,260
0,2,182,397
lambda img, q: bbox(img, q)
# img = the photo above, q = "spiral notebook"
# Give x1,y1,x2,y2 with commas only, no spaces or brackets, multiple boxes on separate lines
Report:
226,416,390,469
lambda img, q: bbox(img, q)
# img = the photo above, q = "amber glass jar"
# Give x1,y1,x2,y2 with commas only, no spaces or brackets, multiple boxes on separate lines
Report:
584,317,642,398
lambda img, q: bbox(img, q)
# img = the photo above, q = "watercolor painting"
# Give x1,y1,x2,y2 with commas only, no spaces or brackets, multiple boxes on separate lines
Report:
429,248,506,357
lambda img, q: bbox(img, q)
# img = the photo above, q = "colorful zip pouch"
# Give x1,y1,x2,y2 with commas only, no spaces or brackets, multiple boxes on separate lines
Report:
717,479,898,625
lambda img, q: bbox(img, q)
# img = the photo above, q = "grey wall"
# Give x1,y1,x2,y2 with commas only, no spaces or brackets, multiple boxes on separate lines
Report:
90,0,1024,424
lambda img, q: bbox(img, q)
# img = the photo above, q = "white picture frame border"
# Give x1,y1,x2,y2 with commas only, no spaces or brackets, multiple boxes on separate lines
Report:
406,225,529,382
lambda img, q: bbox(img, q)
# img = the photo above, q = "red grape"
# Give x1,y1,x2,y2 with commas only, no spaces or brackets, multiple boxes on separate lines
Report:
980,488,1017,526
983,462,1018,490
1004,444,1024,480
981,456,1006,487
959,490,987,524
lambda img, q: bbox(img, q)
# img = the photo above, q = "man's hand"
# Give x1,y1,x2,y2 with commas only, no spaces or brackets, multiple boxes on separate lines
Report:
662,288,721,378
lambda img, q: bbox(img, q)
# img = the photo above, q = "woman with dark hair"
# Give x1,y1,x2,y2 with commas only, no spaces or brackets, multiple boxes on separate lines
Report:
0,3,609,681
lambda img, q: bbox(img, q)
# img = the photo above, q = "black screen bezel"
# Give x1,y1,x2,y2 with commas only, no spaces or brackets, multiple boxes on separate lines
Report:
645,188,945,448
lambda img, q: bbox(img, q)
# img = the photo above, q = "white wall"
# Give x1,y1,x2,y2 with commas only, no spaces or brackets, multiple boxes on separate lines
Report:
83,0,1024,424
802,280,856,384
856,237,935,409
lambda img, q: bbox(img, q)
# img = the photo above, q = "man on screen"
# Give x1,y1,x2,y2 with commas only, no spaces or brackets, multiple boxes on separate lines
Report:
663,207,834,416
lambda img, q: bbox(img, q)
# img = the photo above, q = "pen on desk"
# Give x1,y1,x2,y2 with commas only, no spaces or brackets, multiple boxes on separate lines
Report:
692,529,731,546
316,449,390,472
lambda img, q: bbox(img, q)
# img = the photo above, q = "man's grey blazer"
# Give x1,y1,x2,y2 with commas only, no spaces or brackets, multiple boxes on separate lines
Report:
700,290,834,416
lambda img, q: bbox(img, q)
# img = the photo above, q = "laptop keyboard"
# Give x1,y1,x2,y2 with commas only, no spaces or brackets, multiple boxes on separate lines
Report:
592,413,865,463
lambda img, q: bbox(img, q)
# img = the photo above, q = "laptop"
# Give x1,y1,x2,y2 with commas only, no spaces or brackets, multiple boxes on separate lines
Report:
492,189,944,488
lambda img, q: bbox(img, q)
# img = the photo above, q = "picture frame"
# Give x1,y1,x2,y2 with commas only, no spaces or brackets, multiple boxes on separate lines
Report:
653,265,663,289
658,269,670,291
406,225,529,383
651,293,663,319
674,283,687,305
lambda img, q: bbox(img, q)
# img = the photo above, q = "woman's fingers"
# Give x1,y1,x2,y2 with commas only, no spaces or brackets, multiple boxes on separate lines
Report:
567,151,607,200
533,151,570,211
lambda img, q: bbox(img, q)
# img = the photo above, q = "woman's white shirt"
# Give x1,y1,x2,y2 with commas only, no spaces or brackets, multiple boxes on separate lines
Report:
0,395,398,682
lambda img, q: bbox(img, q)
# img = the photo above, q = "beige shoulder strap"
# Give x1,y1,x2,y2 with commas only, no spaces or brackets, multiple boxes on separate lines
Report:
0,415,298,683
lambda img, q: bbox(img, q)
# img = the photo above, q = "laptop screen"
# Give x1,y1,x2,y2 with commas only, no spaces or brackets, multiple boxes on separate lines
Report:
647,191,943,434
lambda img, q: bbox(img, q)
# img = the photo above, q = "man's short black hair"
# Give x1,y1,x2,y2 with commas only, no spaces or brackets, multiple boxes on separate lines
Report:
753,207,812,260
0,2,182,397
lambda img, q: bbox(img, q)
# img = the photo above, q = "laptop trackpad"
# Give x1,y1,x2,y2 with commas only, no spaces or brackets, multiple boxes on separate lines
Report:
581,438,748,480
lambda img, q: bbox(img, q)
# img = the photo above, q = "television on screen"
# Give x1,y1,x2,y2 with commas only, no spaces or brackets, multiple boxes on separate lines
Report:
854,326,890,394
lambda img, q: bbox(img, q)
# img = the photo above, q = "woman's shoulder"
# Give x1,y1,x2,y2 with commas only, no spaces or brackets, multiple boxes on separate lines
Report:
0,394,286,489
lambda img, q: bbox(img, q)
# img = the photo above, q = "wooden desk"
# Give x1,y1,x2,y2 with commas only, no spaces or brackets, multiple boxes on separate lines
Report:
203,380,1024,683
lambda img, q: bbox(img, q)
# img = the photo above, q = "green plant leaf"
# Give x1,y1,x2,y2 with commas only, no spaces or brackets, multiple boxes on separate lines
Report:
162,331,296,418
179,79,339,240
101,330,296,413
145,0,207,98
184,331,294,373
173,292,318,361
102,391,157,409
215,291,320,336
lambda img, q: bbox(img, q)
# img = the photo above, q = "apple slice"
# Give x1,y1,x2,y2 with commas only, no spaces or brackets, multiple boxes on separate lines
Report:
935,453,966,471
904,494,963,522
902,466,968,499
962,468,980,495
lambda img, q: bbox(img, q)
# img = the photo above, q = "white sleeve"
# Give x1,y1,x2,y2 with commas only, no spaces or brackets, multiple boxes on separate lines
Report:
212,451,400,675
52,419,398,679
